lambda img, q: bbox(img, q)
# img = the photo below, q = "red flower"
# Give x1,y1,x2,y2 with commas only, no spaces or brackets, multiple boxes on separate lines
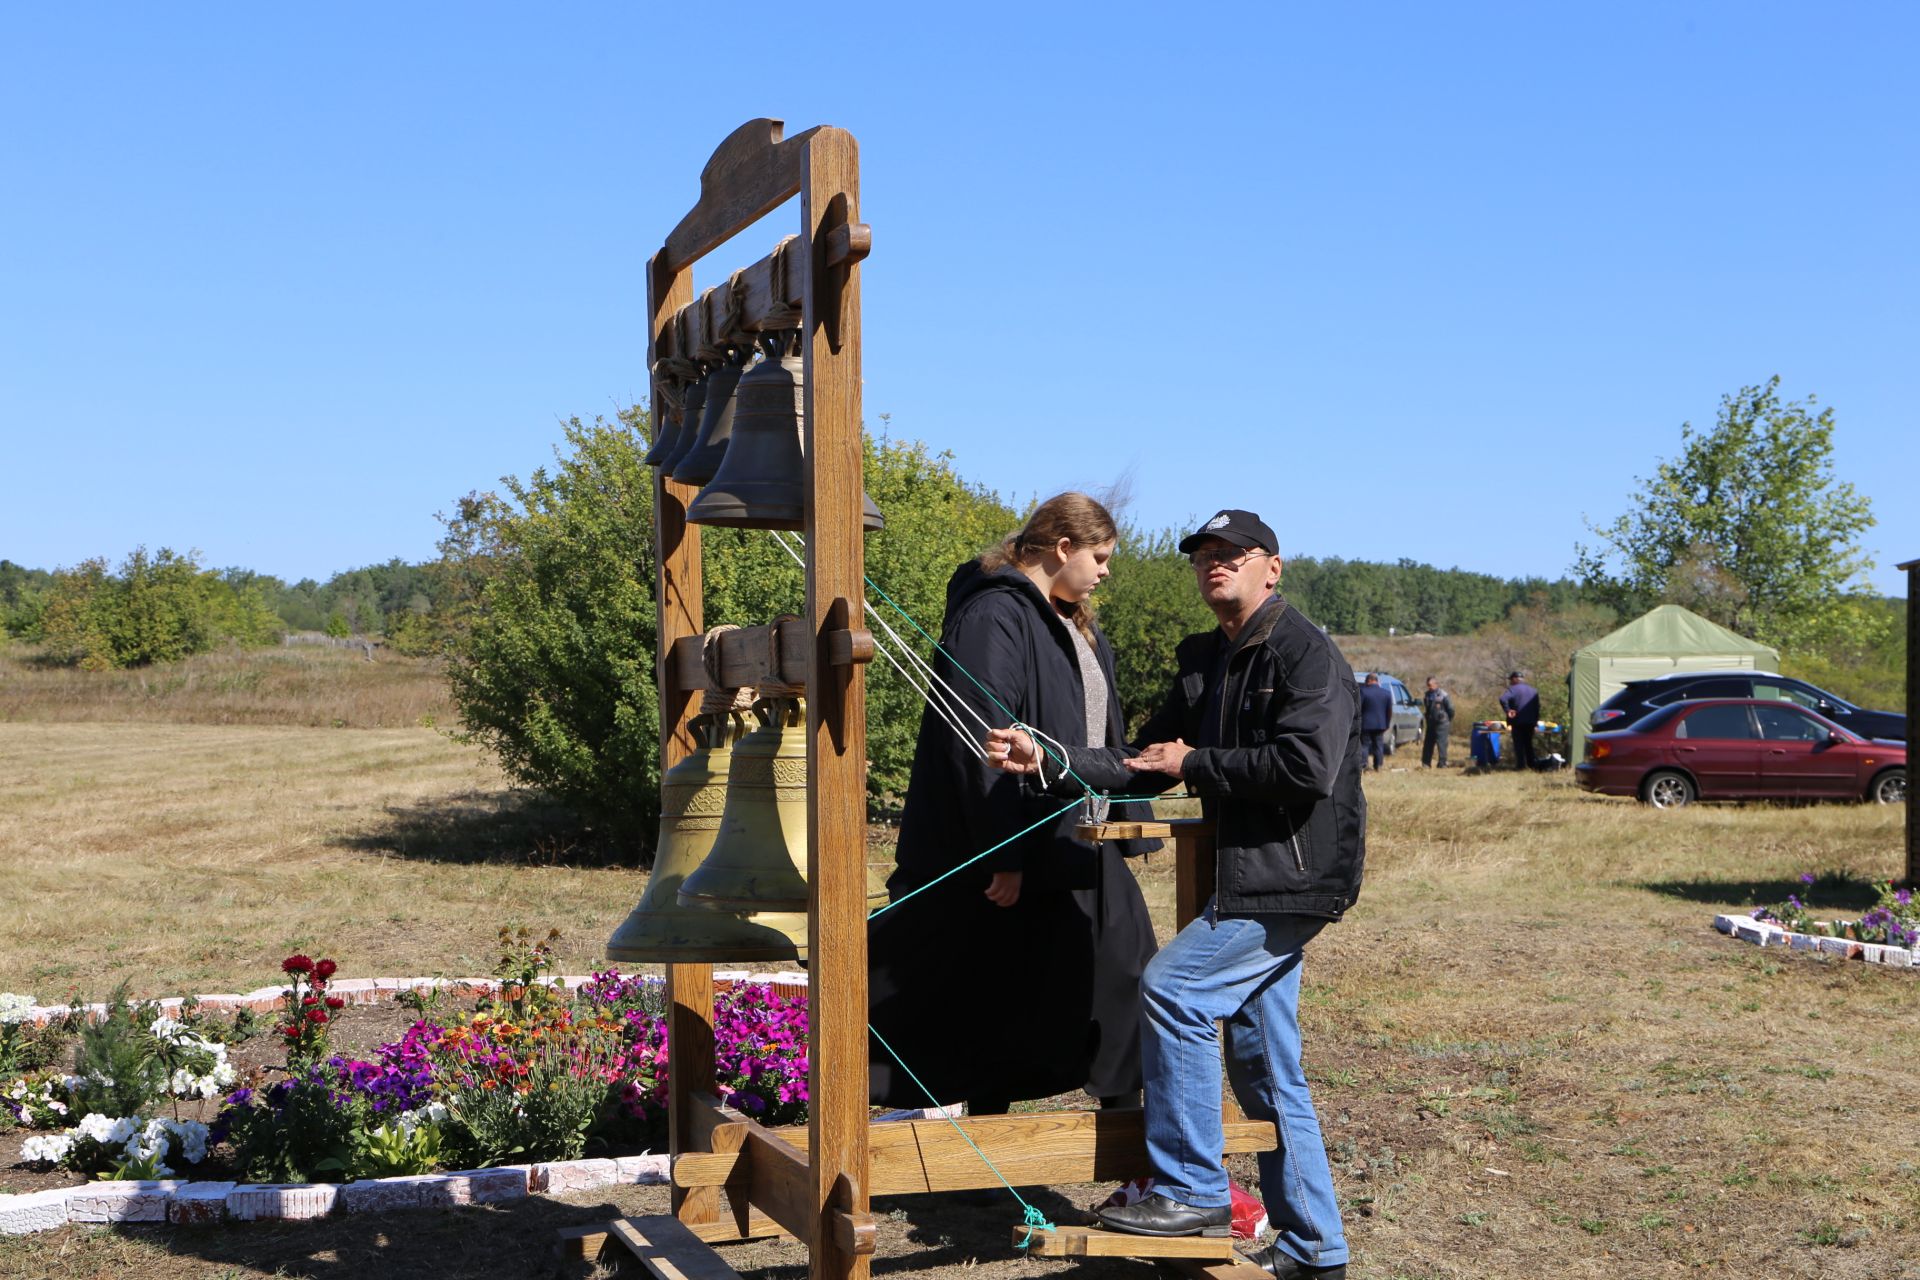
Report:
314,959,338,980
282,1026,301,1039
324,997,344,1010
302,994,319,1006
282,955,314,975
306,1008,329,1024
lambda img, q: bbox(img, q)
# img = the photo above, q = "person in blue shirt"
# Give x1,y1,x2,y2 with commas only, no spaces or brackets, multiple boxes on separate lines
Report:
1356,673,1394,771
1498,671,1540,770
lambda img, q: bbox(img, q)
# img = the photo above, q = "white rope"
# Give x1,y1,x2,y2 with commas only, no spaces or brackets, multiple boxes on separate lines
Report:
765,531,989,760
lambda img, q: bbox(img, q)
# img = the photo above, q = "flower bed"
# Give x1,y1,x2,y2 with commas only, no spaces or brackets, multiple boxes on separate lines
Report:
1714,874,1920,969
3,948,810,1205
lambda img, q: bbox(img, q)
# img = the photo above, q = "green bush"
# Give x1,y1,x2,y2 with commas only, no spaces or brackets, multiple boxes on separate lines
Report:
38,548,280,669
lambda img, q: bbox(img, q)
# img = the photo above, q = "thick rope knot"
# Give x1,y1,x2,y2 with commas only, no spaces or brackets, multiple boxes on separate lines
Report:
698,625,755,717
1015,1203,1056,1249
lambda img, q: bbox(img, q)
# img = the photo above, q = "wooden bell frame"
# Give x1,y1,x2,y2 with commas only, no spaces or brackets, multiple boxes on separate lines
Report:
571,120,1274,1280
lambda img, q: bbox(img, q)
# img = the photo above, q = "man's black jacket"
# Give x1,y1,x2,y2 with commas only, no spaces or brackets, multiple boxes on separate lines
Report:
1061,595,1366,918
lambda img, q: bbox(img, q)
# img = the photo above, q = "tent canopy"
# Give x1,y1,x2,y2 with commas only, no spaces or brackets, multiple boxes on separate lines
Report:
1568,604,1780,759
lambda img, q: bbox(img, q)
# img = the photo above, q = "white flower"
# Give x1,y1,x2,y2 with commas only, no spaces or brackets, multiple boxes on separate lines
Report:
77,1112,138,1146
20,1132,73,1165
149,1015,188,1043
0,993,34,1025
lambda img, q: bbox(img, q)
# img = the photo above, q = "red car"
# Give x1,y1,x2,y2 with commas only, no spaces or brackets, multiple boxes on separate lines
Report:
1576,698,1907,809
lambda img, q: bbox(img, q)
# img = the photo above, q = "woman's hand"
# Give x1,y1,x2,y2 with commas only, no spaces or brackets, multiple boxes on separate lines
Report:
984,727,1039,773
984,870,1023,907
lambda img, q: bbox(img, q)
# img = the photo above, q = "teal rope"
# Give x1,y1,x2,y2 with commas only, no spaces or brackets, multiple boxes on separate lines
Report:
867,796,1084,922
869,1023,1056,1237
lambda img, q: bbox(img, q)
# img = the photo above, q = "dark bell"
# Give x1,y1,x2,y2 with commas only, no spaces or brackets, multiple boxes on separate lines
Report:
686,342,885,531
671,348,750,486
645,376,706,469
656,374,709,474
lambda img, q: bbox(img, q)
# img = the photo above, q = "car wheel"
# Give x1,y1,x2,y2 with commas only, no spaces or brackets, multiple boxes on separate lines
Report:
1641,770,1695,810
1870,769,1906,805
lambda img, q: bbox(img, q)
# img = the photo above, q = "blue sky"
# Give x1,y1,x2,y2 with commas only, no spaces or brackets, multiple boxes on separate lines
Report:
3,3,1914,596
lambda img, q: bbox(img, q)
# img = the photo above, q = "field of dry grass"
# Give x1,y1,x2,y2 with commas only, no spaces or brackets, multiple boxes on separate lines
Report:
3,647,1918,1278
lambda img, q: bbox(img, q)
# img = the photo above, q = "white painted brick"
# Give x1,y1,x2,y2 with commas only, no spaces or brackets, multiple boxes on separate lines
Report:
612,1154,670,1184
419,1168,529,1206
68,1180,177,1224
0,1189,71,1234
1712,915,1739,935
1788,932,1821,952
340,1176,436,1214
169,1181,236,1225
534,1158,617,1194
228,1183,337,1221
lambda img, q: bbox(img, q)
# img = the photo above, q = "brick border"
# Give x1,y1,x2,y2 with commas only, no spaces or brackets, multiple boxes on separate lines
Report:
1,972,811,1236
1712,914,1918,968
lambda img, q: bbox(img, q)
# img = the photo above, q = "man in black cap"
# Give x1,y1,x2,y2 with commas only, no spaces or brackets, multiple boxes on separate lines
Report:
987,508,1363,1279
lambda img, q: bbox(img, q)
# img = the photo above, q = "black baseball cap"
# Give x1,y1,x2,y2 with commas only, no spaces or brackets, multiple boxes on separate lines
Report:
1178,509,1277,555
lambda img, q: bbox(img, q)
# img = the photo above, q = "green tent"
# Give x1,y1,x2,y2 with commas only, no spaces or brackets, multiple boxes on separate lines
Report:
1568,604,1779,761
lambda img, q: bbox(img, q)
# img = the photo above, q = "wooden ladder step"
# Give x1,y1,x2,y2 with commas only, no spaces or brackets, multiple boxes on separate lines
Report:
560,1214,747,1280
1012,1225,1237,1259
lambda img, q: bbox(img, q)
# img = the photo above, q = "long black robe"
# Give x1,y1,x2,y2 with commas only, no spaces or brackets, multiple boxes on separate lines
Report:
868,561,1159,1108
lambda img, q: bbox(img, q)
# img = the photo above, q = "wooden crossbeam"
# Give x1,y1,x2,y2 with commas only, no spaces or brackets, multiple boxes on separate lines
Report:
1014,1226,1235,1260
559,1214,750,1280
673,1110,1277,1195
1077,821,1174,841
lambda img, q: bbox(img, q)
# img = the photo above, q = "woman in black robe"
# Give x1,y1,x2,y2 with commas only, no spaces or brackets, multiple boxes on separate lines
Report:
869,493,1159,1113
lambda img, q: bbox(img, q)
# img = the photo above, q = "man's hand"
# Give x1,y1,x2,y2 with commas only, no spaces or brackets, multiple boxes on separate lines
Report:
984,727,1039,773
984,870,1022,907
1124,739,1191,778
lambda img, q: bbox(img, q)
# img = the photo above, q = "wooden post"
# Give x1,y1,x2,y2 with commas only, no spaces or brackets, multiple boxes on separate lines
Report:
650,246,718,1227
1902,558,1918,888
799,126,870,1280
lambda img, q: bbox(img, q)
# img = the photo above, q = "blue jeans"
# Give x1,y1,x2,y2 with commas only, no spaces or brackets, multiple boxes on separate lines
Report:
1141,905,1348,1269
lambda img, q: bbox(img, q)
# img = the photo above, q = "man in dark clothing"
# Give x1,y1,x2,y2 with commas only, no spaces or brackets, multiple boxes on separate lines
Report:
988,507,1361,1280
1421,676,1453,768
1499,671,1540,770
1356,673,1393,771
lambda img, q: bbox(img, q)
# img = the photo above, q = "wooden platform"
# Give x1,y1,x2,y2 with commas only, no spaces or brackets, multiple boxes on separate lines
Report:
1013,1225,1235,1259
561,1214,749,1280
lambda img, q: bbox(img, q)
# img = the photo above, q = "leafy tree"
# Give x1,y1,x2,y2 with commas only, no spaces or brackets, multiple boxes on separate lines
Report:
1574,377,1878,649
1471,593,1618,727
39,548,280,669
438,408,663,844
0,559,53,638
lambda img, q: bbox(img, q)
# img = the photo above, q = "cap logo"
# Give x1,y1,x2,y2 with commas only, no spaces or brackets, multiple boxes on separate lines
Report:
1205,514,1231,530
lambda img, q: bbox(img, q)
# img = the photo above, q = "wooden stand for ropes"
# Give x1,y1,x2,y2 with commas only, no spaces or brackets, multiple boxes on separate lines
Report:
563,120,1273,1280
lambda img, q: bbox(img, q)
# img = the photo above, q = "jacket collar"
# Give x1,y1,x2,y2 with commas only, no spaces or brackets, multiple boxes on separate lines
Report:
1222,594,1285,659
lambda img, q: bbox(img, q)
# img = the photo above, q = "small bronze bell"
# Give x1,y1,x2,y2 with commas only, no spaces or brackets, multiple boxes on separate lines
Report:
605,709,808,963
678,694,888,913
655,371,710,475
686,334,885,531
670,346,750,486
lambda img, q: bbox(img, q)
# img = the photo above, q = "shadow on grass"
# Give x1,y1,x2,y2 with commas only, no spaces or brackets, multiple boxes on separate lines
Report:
330,788,638,868
1640,872,1883,912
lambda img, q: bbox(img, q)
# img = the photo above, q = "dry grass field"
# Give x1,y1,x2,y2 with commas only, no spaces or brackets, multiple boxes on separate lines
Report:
2,645,1918,1278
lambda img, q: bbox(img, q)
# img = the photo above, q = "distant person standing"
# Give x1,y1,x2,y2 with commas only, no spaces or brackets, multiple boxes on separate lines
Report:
1499,671,1540,770
1357,673,1393,772
1420,676,1453,768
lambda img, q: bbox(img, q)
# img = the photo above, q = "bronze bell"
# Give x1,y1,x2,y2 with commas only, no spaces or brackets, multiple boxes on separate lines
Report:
678,694,889,913
656,371,710,474
686,335,885,531
643,376,703,468
605,710,809,963
670,346,750,486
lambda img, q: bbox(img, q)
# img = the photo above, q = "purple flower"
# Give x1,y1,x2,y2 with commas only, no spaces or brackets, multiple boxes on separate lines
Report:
1897,889,1913,907
1798,872,1816,886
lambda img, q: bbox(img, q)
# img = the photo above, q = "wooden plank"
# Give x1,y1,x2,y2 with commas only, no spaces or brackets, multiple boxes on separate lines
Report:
665,237,804,350
712,1118,818,1248
1015,1226,1234,1260
608,1215,748,1280
801,125,870,1280
663,119,821,274
683,1212,793,1245
649,250,702,772
667,966,716,1225
675,1112,1277,1194
1170,818,1217,931
1167,1255,1280,1280
715,617,812,690
1077,821,1174,841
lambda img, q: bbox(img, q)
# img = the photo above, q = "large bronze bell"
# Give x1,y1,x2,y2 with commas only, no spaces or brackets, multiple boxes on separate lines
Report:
670,346,750,486
605,709,809,963
678,694,889,913
686,335,885,531
645,376,706,470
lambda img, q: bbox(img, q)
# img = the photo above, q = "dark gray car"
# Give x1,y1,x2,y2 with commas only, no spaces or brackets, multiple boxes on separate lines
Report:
1590,670,1906,742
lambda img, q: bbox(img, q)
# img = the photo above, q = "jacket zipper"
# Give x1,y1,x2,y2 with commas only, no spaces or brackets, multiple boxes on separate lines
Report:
1289,830,1306,873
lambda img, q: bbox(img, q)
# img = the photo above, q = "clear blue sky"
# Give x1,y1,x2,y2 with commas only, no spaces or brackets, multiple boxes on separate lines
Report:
3,3,1914,595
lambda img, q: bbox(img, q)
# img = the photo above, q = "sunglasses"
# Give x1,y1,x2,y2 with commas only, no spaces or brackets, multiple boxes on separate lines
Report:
1188,547,1271,570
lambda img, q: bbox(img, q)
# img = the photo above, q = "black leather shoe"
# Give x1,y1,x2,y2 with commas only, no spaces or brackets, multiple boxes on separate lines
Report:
1247,1243,1347,1279
1097,1194,1231,1238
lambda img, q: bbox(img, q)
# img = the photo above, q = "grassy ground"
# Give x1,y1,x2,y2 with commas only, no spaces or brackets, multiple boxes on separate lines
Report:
3,648,1918,1277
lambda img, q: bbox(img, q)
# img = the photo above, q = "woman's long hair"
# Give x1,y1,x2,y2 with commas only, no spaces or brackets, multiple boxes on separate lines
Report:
978,492,1117,637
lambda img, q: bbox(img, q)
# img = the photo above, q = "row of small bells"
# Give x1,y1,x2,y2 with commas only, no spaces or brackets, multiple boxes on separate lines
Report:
644,330,883,531
605,676,888,964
